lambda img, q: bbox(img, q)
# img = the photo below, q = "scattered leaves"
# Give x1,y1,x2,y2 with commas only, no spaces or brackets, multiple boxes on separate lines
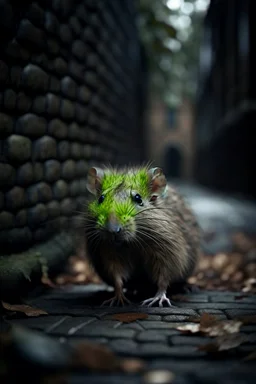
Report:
110,312,148,323
119,358,145,373
70,342,120,372
54,232,256,293
1,302,48,317
70,341,145,373
143,370,175,384
198,333,248,353
188,233,256,292
176,313,242,337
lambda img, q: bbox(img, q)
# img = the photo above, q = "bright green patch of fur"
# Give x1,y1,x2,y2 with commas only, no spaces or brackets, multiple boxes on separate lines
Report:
88,168,150,227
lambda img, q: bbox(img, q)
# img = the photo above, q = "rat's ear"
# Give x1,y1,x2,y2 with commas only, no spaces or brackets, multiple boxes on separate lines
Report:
148,167,167,197
86,167,104,195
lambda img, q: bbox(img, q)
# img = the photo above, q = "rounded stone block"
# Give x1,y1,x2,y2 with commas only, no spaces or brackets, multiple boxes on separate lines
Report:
15,209,27,227
33,163,44,182
69,180,80,196
3,89,16,110
45,11,59,35
52,180,68,199
5,186,25,211
0,113,13,138
4,135,32,163
53,57,68,75
47,200,60,218
57,141,70,160
70,143,82,159
16,163,34,186
60,99,75,120
16,92,32,113
0,211,14,230
27,203,48,226
32,96,46,114
60,198,76,216
61,160,76,180
46,93,61,116
0,163,16,188
16,114,47,137
48,119,68,139
76,160,88,176
61,76,77,99
44,160,61,182
22,64,49,91
33,136,57,160
17,19,46,50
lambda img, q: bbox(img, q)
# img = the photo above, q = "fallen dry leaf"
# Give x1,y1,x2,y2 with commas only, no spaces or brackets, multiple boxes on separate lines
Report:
110,312,148,323
1,302,48,317
176,313,242,337
71,342,120,372
202,320,242,337
41,276,57,288
119,358,145,373
143,370,175,384
243,350,256,361
198,333,248,353
176,323,200,334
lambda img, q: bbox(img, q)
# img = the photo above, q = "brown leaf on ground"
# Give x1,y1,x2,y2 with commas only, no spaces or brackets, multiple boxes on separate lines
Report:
200,313,219,328
119,358,146,373
143,370,175,384
243,350,256,361
198,333,248,353
41,276,57,288
71,341,145,373
236,315,256,324
70,342,120,372
1,302,48,317
176,323,200,334
176,313,242,337
110,312,148,323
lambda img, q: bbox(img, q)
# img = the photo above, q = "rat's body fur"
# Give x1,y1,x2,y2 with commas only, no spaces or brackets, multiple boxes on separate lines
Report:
84,166,200,306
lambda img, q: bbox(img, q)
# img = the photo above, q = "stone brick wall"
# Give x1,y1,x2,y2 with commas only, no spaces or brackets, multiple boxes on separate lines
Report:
0,0,145,254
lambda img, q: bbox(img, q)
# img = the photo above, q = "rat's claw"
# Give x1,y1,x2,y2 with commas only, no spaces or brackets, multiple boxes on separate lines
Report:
141,292,172,307
101,294,131,307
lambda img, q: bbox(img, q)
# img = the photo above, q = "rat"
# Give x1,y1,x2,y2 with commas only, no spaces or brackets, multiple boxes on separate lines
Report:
84,165,200,307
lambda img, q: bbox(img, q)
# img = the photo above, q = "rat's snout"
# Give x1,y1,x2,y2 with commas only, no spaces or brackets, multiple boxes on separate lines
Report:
106,213,122,234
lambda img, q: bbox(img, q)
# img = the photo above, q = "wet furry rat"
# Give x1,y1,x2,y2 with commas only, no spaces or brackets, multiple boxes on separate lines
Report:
84,165,200,306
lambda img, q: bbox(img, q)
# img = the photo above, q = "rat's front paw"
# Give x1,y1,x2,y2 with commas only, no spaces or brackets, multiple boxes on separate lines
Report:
101,294,131,307
141,291,172,307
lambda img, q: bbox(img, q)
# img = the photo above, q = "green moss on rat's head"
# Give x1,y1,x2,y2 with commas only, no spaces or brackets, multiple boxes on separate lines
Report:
88,168,150,228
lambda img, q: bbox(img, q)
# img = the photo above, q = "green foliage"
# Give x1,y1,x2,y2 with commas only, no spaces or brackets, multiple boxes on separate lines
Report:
137,0,209,106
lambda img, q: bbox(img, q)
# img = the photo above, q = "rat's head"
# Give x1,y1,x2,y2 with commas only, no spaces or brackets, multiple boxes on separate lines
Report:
86,166,167,245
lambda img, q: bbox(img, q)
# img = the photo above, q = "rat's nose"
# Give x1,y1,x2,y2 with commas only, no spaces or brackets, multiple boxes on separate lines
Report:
107,222,122,233
106,213,122,234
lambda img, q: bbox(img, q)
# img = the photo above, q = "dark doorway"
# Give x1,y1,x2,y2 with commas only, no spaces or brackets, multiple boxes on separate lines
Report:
164,145,182,178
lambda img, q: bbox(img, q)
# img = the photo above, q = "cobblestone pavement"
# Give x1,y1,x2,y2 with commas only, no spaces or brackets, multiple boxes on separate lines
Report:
3,284,256,384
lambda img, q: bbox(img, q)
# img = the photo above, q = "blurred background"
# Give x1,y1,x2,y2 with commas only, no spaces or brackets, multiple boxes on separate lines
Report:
138,0,255,201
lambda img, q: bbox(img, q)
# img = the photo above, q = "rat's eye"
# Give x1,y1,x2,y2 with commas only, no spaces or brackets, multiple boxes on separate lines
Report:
133,193,143,206
98,194,105,204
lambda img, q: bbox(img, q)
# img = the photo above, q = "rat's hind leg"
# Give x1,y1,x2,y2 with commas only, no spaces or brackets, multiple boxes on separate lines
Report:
101,275,131,307
141,290,172,307
140,264,172,307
